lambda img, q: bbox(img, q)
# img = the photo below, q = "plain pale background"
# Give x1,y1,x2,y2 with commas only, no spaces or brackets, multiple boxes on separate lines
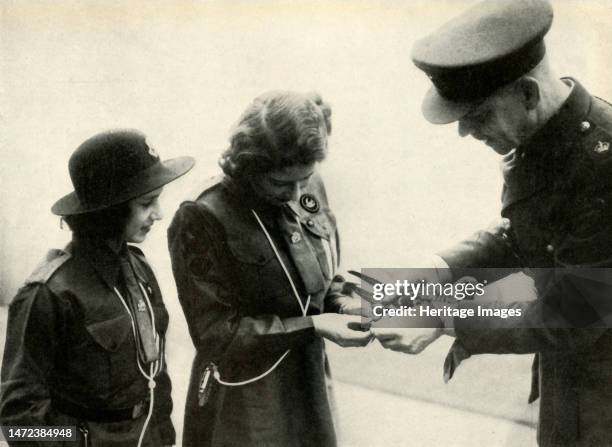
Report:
1,1,611,445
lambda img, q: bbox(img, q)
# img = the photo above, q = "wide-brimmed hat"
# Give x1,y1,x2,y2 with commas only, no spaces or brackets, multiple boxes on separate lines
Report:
52,129,195,216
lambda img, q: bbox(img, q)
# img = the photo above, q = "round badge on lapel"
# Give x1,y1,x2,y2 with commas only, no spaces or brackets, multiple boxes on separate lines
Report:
300,194,319,213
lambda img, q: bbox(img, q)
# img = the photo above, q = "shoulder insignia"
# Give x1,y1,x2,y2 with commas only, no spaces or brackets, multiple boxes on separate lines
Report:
594,141,610,154
25,249,72,285
589,97,612,135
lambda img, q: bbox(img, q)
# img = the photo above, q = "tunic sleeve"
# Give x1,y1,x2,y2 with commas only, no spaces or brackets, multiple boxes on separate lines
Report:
0,284,69,446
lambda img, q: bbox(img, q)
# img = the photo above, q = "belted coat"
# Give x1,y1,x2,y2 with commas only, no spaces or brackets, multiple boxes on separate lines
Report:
168,173,347,447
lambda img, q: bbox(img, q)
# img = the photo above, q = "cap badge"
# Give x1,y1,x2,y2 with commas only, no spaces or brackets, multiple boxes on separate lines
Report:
594,141,610,154
147,145,159,159
300,194,319,213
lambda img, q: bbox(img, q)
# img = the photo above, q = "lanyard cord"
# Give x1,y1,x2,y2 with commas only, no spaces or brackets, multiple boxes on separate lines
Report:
212,209,310,387
113,282,163,447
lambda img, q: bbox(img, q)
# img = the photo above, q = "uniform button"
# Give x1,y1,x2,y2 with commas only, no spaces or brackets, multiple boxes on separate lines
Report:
546,244,554,253
291,232,301,244
520,152,526,159
580,121,591,132
307,219,314,227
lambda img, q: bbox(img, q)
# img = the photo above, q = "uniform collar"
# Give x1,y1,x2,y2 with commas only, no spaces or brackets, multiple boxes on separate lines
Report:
72,236,127,291
222,174,284,223
518,77,592,163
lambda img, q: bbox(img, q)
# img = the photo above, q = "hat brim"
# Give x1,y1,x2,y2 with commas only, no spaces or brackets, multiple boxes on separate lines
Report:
51,156,195,216
421,86,478,125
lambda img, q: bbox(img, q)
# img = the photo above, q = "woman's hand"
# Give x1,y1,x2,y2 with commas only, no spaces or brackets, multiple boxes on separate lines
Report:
311,314,373,347
334,294,373,317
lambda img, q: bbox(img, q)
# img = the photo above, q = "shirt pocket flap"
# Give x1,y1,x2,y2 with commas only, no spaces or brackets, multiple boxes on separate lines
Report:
302,214,333,240
86,314,132,352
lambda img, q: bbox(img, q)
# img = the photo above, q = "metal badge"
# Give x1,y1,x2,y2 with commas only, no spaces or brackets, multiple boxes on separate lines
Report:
137,299,147,312
594,141,610,154
147,145,159,158
300,193,319,213
291,231,301,244
580,121,591,132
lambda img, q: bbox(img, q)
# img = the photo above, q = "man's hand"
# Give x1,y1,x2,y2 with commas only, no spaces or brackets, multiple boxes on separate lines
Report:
312,313,373,347
371,327,443,354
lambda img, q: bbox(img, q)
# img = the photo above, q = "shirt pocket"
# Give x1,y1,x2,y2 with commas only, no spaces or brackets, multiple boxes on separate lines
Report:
73,314,137,393
227,236,292,303
555,195,612,267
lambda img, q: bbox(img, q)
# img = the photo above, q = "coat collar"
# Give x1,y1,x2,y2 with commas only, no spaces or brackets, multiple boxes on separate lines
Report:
517,77,592,163
501,78,593,210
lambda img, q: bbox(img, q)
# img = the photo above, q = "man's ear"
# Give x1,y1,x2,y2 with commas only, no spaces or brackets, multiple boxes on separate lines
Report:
515,77,540,111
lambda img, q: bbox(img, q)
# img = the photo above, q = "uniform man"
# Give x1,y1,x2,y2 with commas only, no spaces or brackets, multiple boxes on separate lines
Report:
370,1,612,445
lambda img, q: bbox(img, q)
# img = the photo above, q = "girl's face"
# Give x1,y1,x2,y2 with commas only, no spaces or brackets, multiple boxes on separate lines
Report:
124,187,164,243
251,163,316,207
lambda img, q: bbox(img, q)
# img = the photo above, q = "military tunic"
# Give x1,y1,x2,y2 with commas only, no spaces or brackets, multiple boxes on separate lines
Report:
439,79,612,446
168,173,346,447
0,238,175,446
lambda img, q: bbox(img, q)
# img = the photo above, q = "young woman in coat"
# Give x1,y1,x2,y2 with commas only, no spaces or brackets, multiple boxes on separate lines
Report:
168,91,371,446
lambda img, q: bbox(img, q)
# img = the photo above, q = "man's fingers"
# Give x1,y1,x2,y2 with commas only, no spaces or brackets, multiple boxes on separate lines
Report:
337,331,373,347
370,329,398,342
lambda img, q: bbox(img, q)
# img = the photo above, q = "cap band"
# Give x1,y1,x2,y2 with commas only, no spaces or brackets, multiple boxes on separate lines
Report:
421,40,546,102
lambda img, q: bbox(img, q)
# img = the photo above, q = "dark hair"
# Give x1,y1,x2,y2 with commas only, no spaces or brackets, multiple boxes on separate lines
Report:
63,203,131,239
219,91,332,181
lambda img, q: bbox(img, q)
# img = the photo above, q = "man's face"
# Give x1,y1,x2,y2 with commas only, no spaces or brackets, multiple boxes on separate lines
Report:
251,162,316,206
457,86,529,155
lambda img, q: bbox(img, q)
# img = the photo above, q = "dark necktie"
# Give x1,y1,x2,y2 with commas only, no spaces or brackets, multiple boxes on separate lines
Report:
120,258,159,363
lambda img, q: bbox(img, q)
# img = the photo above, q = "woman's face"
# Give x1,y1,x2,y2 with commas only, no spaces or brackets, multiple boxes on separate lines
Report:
124,187,164,243
251,163,316,207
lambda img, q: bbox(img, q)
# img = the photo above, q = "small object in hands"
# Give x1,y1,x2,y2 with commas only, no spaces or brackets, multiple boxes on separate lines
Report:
348,320,371,331
347,270,407,306
198,363,216,407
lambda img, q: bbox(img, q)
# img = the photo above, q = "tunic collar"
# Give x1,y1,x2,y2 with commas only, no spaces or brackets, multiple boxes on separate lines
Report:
501,78,593,210
222,175,284,224
517,77,592,163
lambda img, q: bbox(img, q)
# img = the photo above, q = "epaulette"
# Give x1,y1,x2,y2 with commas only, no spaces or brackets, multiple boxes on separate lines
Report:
589,97,612,136
25,248,72,285
581,98,612,161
